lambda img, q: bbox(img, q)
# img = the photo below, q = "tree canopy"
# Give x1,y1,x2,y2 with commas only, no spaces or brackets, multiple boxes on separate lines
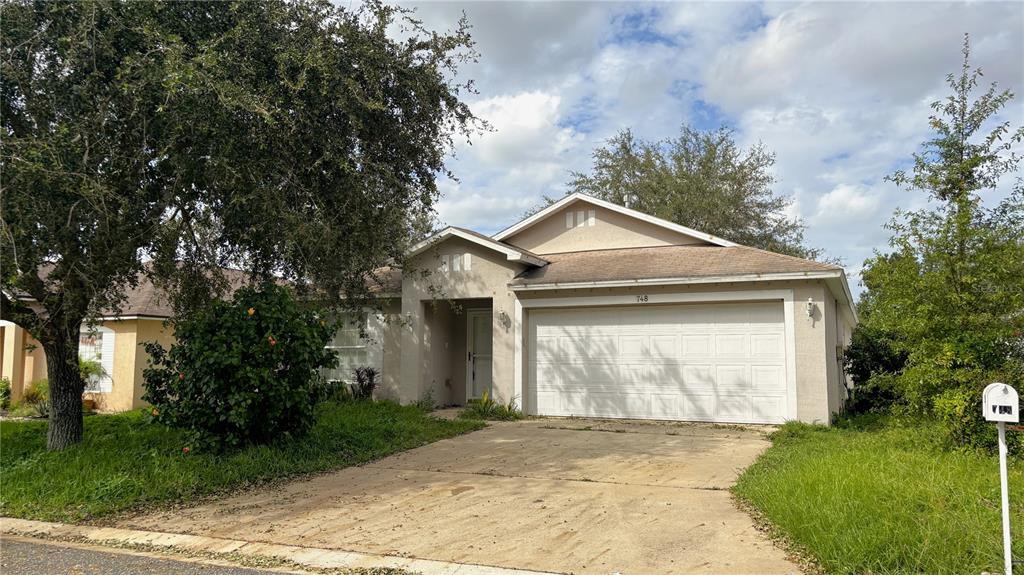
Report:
0,0,479,449
552,126,824,259
854,35,1023,449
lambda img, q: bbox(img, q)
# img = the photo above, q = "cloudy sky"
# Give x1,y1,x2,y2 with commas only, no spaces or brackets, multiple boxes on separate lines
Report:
392,1,1023,294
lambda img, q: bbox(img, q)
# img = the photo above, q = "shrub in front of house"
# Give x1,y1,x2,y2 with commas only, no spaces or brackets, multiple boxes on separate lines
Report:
352,366,378,401
461,391,523,421
143,284,336,450
20,378,50,417
0,377,10,410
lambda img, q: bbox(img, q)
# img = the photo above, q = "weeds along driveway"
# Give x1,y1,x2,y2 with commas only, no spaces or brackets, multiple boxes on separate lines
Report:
119,419,799,574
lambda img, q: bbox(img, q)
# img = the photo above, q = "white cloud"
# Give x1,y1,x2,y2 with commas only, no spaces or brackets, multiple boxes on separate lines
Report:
468,91,581,166
814,184,882,224
384,0,1023,293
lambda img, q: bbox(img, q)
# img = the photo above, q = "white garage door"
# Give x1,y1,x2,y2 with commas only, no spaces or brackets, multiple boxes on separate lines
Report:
528,302,790,424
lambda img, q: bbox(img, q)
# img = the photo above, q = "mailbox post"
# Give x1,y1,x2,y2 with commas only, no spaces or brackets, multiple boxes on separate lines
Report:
983,382,1019,575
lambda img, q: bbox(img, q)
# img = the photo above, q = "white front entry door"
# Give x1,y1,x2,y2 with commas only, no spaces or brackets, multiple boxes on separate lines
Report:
528,302,789,424
467,310,493,400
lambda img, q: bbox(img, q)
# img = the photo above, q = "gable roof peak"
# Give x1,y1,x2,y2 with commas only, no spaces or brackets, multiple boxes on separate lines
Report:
492,192,738,248
406,226,547,267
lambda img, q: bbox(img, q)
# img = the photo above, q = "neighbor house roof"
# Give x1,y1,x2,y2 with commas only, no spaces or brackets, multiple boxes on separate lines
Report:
492,192,739,248
407,226,548,266
509,245,843,289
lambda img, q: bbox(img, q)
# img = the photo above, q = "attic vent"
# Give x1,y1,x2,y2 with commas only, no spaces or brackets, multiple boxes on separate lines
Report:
565,212,574,229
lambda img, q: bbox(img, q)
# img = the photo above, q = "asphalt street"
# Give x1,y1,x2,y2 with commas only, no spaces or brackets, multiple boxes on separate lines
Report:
0,537,305,575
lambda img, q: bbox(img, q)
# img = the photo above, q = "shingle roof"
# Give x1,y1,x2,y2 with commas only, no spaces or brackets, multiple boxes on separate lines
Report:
510,245,841,287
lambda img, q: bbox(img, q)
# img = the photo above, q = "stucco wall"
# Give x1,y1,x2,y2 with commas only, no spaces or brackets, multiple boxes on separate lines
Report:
132,319,175,409
503,200,706,254
379,298,403,401
399,237,527,404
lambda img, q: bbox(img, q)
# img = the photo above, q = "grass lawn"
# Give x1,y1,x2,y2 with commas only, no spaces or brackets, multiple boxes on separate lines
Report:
734,416,1023,574
1,401,482,523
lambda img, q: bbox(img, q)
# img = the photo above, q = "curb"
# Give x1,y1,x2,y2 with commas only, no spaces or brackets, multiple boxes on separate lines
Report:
0,517,559,575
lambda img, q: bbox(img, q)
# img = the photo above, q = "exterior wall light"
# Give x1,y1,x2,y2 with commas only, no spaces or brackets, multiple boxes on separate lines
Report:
805,298,815,318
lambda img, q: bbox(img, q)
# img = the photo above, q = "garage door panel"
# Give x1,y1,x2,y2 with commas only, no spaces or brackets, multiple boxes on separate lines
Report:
752,395,785,421
680,393,716,420
561,335,616,360
716,365,751,389
649,335,678,359
589,392,648,417
649,364,686,388
752,365,785,390
751,333,783,357
716,395,752,420
682,334,713,357
714,334,748,357
682,364,715,386
618,335,646,357
535,334,564,357
530,301,789,424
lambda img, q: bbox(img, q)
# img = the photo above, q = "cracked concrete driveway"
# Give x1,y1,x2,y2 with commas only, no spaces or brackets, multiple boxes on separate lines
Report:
120,419,799,574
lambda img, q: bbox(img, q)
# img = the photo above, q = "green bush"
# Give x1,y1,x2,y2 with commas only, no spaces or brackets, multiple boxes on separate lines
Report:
143,284,336,450
461,391,522,421
842,325,906,415
352,366,378,400
0,377,10,410
21,379,49,417
78,358,106,386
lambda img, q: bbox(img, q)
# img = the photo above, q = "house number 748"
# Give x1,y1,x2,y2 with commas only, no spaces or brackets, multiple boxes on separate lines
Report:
636,295,649,303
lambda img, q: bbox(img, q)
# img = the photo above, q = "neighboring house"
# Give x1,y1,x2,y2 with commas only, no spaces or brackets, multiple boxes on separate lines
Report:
369,192,857,424
2,192,856,424
1,276,176,412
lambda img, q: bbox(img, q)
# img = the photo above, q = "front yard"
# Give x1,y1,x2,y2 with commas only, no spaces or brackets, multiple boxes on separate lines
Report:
734,416,1023,574
0,401,482,523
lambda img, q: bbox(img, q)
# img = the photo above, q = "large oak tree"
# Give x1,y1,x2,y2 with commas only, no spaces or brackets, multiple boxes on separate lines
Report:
1,0,478,449
556,126,825,260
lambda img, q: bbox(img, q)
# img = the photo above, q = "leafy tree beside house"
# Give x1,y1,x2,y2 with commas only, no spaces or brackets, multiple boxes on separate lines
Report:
533,125,827,260
850,36,1024,449
0,0,479,450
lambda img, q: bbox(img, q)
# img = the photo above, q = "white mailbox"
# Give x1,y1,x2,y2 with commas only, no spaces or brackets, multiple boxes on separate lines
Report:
983,382,1019,423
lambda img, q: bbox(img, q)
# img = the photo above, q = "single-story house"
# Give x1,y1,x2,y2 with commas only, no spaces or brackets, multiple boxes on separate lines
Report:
370,192,856,424
1,277,175,412
2,192,856,424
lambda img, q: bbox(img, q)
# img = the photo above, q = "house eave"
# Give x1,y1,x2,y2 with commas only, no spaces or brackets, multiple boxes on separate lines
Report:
509,270,845,291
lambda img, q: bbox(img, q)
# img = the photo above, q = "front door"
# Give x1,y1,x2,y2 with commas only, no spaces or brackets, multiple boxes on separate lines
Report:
466,310,493,401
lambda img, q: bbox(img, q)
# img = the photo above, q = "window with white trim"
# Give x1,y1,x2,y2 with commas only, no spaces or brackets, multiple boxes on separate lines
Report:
322,313,383,383
79,326,114,392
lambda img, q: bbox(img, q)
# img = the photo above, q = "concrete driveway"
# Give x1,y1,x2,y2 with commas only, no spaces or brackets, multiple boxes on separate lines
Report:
120,419,798,574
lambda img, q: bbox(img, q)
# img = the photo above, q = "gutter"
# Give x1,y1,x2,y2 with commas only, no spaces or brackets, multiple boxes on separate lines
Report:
508,270,846,291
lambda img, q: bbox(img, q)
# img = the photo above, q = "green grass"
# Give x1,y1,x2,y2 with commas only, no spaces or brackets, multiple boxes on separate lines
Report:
0,400,483,523
734,416,1023,574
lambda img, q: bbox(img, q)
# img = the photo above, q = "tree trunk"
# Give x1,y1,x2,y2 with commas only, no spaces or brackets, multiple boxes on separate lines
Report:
43,327,85,451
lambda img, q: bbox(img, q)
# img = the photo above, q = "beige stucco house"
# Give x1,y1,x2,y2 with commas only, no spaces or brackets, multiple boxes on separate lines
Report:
3,193,856,424
1,277,175,412
361,192,857,424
